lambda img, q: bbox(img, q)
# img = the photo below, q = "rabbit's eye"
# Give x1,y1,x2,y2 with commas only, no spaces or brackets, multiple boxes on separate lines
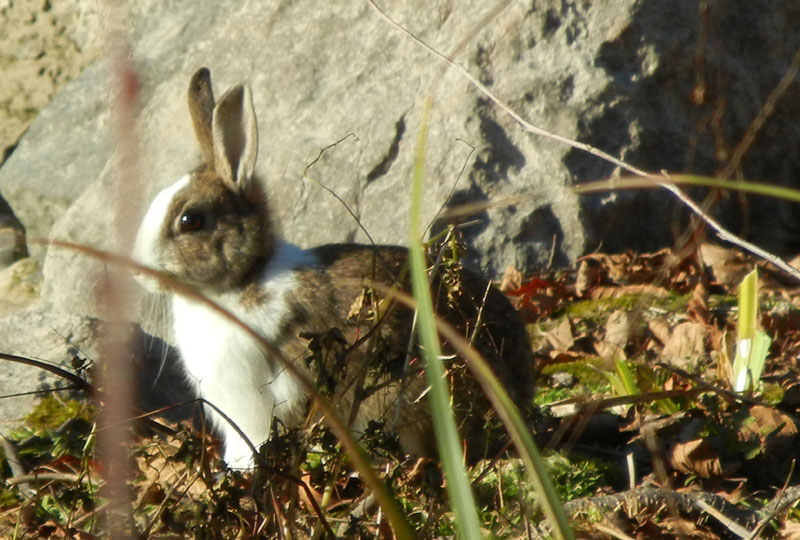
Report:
179,210,205,233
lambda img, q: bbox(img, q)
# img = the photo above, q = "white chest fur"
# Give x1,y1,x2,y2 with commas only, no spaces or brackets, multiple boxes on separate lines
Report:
171,241,317,468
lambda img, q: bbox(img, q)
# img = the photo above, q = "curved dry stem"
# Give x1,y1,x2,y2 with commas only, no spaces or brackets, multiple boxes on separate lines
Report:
0,352,92,393
44,239,417,540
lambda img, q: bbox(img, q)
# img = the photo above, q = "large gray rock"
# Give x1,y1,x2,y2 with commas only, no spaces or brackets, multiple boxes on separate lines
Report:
0,1,798,340
7,0,594,309
2,0,798,302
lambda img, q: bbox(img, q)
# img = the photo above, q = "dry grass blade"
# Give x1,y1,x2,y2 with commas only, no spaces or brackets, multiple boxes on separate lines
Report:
0,353,92,393
45,238,416,540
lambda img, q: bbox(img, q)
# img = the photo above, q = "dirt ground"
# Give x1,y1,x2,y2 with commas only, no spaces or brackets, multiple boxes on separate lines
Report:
0,0,100,162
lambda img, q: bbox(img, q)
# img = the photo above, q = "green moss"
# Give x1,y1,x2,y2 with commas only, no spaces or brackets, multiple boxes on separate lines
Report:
561,293,690,321
760,382,784,405
24,396,93,432
539,357,610,393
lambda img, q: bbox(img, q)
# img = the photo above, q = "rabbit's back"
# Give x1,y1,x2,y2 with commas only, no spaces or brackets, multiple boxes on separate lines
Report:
294,243,535,460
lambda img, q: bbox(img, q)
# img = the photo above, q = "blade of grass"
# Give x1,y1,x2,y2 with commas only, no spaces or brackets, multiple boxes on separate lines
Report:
460,345,574,540
369,284,575,540
733,269,770,393
408,95,483,540
733,269,757,392
574,174,800,204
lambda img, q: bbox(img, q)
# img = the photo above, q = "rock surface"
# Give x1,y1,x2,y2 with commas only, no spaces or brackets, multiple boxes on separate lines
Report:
0,0,102,161
0,308,194,434
2,2,799,281
2,0,800,428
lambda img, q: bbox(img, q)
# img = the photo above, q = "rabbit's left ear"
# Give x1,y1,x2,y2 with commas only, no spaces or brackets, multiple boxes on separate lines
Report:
212,83,259,191
188,67,216,166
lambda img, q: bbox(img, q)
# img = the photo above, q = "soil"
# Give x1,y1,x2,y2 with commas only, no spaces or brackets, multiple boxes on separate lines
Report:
0,0,100,163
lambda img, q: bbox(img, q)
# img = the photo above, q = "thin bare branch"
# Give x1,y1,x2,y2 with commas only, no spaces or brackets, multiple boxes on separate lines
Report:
367,0,800,285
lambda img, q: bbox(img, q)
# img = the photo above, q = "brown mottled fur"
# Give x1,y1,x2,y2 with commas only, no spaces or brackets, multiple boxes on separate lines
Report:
158,165,274,293
278,244,535,461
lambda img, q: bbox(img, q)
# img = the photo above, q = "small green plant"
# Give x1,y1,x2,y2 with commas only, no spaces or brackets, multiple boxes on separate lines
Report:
731,268,771,394
545,453,618,502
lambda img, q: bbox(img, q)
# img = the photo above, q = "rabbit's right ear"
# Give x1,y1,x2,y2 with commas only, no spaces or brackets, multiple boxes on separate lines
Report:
188,67,216,166
212,83,258,191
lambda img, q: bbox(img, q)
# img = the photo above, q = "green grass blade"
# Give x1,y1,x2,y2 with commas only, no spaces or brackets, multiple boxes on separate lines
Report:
616,359,639,396
408,93,572,536
575,174,800,204
733,269,761,393
749,331,770,387
737,269,757,340
409,97,483,540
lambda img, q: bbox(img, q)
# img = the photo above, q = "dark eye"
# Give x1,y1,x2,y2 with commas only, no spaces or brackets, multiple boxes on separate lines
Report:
179,210,205,232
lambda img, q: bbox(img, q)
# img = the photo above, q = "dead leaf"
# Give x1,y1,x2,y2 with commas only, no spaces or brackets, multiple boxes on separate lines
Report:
589,284,669,299
668,438,723,477
498,266,522,293
576,259,602,297
686,282,709,323
661,515,718,539
594,340,626,362
699,242,751,289
738,405,799,461
662,374,692,393
545,317,574,351
780,519,800,540
500,266,554,318
605,310,635,348
648,319,671,346
661,322,706,368
347,288,369,320
715,331,736,384
545,350,590,365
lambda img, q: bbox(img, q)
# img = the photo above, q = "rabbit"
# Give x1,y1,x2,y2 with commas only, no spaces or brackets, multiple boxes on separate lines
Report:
133,67,535,469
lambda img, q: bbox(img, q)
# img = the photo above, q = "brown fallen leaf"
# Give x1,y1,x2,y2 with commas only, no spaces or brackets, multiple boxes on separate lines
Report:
699,242,751,289
668,438,723,477
661,515,718,539
647,318,672,347
545,350,592,365
499,265,555,318
780,519,800,540
661,321,707,368
594,340,626,363
576,258,603,297
545,316,575,351
738,405,799,459
686,282,710,323
604,309,641,349
589,283,670,299
498,265,522,293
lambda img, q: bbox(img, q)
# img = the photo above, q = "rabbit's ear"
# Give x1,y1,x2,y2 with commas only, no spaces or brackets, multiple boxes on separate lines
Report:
188,68,216,166
212,83,259,190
